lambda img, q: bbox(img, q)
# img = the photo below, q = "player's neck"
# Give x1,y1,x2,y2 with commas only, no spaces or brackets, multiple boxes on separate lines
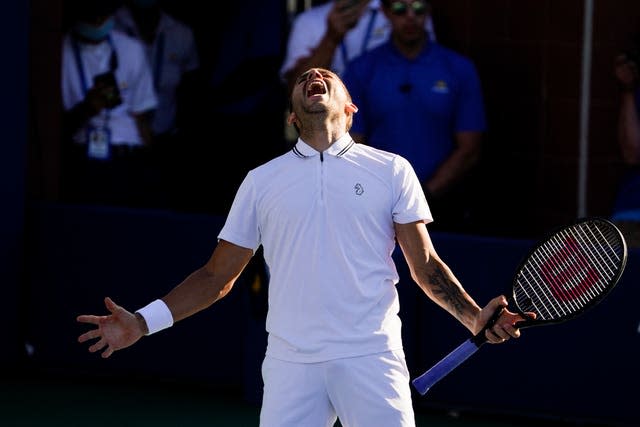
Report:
299,122,345,153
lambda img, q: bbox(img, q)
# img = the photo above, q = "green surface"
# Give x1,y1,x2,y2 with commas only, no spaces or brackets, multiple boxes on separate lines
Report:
0,374,595,427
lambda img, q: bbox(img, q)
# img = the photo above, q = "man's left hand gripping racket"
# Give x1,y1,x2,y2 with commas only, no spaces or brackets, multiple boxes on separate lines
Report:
412,217,628,395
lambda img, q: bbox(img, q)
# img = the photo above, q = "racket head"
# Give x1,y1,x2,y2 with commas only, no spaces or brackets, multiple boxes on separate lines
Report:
510,217,627,327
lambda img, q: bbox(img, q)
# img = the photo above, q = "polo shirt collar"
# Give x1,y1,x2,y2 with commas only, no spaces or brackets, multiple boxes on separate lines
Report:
387,36,435,63
292,133,355,158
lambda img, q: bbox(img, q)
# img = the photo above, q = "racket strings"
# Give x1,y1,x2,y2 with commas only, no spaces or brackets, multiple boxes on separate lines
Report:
514,220,625,321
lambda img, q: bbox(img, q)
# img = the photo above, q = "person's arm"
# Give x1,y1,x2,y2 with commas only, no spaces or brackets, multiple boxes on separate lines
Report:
615,54,640,165
77,240,254,358
284,1,370,94
424,131,481,198
394,220,526,342
133,110,155,147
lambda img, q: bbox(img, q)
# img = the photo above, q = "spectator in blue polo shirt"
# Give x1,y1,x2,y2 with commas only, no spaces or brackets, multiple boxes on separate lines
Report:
343,0,486,232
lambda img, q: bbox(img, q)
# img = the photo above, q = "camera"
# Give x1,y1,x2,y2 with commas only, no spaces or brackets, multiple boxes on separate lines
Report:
93,71,122,109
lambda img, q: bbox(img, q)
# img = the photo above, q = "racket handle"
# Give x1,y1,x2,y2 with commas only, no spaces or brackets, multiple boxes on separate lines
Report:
412,305,502,395
412,337,483,395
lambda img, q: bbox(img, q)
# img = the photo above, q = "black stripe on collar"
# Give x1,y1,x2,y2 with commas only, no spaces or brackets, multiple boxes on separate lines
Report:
292,145,310,158
336,139,355,157
291,139,355,159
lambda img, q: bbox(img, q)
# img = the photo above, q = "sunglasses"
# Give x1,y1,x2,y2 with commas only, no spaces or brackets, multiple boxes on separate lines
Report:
389,1,428,16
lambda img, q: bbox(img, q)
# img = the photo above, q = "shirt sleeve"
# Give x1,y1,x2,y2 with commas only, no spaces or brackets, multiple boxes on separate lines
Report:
217,172,261,252
279,10,326,81
121,35,158,114
391,155,433,225
60,36,78,111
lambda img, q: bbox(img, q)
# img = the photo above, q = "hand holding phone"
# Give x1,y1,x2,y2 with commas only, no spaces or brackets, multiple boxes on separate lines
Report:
93,71,122,109
330,0,368,35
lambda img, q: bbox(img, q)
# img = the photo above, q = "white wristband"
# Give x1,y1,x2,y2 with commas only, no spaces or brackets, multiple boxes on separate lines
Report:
136,299,173,335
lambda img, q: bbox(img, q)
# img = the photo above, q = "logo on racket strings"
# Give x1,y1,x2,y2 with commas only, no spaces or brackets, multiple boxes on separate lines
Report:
540,236,600,301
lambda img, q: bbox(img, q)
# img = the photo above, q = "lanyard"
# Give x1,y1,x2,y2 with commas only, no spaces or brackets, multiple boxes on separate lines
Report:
71,34,118,95
340,8,378,69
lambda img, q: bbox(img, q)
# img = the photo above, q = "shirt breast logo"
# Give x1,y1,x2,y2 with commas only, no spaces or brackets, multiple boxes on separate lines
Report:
431,80,449,94
354,183,364,196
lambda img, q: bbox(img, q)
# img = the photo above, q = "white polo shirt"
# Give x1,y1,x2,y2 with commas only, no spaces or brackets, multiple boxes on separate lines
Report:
218,134,432,363
280,0,436,79
61,30,158,146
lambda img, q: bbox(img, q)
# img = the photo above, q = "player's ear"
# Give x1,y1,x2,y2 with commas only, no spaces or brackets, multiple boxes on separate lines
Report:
346,102,358,114
287,110,301,134
287,110,298,126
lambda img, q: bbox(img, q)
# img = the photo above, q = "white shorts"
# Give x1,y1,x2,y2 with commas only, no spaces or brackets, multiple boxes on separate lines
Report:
259,350,416,427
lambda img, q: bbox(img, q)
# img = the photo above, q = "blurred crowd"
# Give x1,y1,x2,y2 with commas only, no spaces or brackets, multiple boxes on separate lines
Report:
59,0,289,215
50,0,640,238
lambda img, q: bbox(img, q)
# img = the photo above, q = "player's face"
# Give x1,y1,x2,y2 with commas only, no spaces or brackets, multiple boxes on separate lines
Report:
291,68,347,112
289,68,357,130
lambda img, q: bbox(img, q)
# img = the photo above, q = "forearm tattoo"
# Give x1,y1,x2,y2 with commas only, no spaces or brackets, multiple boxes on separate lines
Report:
428,267,467,318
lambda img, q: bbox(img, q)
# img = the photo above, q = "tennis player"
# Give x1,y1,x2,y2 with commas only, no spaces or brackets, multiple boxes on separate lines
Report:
77,67,530,427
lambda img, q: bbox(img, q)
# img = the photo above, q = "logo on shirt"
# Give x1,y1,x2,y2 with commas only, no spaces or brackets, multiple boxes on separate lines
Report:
431,80,449,94
354,183,364,196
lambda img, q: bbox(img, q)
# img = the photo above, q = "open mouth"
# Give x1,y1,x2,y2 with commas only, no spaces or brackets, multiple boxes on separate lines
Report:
306,80,327,98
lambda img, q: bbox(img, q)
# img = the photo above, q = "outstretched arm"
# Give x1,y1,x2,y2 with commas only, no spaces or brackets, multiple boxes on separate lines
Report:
394,221,530,343
77,240,254,358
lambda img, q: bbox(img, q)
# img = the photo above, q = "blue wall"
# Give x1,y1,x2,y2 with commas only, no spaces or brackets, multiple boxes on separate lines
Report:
23,203,639,426
406,231,639,425
1,1,29,375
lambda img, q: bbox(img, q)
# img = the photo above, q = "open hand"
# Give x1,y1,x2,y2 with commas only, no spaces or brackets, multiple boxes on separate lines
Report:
77,297,145,358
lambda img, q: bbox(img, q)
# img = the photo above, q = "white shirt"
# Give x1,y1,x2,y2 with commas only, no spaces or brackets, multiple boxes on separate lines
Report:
280,0,436,79
218,134,432,363
61,30,158,146
114,9,199,135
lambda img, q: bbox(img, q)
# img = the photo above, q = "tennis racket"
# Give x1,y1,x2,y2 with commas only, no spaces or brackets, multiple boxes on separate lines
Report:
412,217,627,395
